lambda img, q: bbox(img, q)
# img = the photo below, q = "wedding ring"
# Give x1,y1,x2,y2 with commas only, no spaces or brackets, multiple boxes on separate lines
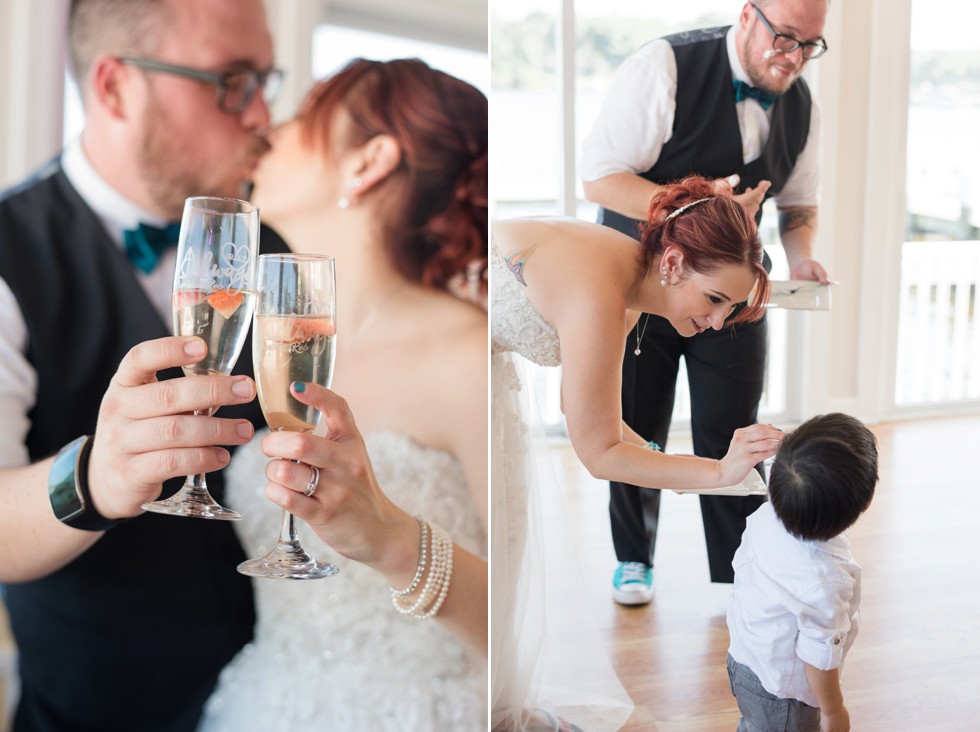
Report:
303,464,320,497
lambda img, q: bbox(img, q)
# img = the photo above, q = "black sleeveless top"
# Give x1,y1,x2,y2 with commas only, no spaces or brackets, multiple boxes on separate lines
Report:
597,26,812,239
0,161,289,731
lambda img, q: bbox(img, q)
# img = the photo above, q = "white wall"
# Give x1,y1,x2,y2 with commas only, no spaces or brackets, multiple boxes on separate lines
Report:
0,0,68,189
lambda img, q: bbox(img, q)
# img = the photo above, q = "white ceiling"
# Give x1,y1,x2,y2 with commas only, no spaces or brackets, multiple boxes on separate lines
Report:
321,0,487,52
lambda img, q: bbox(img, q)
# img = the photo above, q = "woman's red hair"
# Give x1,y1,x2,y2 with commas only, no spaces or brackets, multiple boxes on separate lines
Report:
639,176,770,324
296,58,487,289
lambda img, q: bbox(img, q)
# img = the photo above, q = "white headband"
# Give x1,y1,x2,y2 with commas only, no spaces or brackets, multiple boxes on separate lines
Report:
665,197,713,221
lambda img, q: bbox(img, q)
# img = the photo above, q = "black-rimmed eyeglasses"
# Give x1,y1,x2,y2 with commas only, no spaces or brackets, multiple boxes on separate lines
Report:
117,56,284,114
751,4,828,60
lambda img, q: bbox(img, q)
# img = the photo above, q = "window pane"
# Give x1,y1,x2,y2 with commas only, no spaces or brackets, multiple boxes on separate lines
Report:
313,26,488,94
897,0,980,405
491,0,560,218
573,0,730,220
64,73,83,143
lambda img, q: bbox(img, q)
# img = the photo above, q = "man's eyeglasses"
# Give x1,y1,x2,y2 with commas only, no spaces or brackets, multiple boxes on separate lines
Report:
117,56,284,114
751,4,828,60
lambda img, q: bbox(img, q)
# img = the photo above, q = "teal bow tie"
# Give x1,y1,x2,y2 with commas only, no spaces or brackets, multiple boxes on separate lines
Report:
123,222,181,274
732,79,777,111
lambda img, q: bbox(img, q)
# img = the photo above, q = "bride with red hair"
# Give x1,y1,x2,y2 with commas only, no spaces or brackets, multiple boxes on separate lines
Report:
199,58,488,731
491,175,782,731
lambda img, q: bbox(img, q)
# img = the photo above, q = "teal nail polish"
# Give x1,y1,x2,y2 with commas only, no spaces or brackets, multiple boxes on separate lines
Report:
292,381,306,393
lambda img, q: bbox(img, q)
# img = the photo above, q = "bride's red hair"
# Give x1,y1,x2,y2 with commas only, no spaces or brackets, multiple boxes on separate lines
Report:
296,58,487,290
639,176,770,324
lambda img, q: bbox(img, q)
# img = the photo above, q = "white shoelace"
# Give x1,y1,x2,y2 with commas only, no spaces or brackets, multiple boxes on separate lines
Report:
619,562,649,584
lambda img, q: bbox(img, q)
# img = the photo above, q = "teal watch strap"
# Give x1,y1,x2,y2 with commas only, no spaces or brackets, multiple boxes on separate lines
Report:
48,435,127,531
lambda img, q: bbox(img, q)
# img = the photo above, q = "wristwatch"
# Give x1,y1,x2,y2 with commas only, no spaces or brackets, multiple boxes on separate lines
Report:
48,435,127,531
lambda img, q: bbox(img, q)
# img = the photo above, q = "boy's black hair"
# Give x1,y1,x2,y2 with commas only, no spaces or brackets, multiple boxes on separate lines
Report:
768,412,879,541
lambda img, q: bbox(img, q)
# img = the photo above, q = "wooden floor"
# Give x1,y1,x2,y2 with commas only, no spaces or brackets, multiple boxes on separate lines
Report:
549,414,980,732
3,416,980,731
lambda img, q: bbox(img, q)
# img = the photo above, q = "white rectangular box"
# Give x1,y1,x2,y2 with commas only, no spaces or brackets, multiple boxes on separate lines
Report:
767,280,834,310
671,468,768,496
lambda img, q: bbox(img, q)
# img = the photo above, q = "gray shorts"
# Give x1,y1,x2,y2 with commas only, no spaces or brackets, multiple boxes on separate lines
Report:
726,654,821,732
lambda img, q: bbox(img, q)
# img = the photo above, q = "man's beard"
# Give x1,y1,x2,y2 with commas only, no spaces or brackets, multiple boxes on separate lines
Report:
136,100,253,217
137,106,202,218
743,39,800,97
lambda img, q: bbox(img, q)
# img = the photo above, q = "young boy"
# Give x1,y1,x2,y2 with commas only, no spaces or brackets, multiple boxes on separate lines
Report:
726,413,879,732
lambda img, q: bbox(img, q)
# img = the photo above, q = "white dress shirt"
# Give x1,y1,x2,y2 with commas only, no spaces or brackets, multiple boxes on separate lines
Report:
0,137,177,468
579,27,820,208
727,502,861,708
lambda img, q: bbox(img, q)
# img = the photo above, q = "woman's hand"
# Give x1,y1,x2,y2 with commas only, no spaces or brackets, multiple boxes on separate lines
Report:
717,424,783,488
258,382,421,586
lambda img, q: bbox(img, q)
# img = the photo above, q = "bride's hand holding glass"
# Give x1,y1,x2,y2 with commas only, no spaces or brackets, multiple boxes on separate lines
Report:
237,253,340,580
257,382,422,588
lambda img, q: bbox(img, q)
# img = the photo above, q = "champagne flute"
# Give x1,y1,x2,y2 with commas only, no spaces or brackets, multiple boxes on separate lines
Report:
141,196,258,520
238,253,339,579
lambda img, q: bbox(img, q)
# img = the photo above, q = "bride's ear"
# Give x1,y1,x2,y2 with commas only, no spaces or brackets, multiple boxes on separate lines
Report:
346,135,402,199
659,247,685,283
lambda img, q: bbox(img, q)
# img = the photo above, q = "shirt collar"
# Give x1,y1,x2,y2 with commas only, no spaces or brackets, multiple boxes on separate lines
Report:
758,501,854,559
61,136,169,249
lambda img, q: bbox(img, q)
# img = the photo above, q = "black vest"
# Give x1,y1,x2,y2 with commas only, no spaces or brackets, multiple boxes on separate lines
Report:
0,162,289,731
597,26,812,239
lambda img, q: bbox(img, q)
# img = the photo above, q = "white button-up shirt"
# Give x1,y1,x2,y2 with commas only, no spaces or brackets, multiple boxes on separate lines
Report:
727,502,861,708
579,26,820,209
0,138,177,467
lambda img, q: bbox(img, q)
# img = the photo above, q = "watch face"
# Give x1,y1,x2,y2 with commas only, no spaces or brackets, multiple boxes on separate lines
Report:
48,435,123,531
49,435,89,522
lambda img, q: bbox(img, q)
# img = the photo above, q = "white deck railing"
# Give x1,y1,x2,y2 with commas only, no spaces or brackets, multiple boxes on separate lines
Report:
896,240,980,405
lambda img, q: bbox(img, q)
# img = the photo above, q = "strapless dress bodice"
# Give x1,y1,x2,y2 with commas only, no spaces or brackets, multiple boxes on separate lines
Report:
490,252,561,367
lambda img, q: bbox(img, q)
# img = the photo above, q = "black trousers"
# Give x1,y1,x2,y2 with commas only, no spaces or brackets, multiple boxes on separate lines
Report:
609,313,768,583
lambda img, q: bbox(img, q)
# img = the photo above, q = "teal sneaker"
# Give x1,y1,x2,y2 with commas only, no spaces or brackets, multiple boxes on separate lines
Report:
612,561,653,605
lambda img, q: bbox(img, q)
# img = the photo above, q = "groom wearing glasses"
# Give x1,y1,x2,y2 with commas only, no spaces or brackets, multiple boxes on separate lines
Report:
580,0,833,604
0,0,289,730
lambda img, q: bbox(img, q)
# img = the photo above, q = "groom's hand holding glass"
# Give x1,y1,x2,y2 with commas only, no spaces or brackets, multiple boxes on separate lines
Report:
84,335,257,521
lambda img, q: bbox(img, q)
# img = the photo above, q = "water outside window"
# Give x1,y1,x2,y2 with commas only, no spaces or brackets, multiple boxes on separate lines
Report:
896,1,980,405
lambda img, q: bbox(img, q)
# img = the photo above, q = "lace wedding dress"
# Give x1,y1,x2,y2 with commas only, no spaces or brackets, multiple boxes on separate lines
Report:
491,252,634,731
198,431,487,732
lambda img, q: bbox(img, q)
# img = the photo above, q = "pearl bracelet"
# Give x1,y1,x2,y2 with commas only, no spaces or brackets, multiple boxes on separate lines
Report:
389,515,428,597
390,520,455,620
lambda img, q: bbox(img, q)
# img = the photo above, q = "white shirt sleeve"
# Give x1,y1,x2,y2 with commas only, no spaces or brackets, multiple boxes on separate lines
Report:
794,576,857,671
0,275,38,468
773,96,822,208
579,40,677,182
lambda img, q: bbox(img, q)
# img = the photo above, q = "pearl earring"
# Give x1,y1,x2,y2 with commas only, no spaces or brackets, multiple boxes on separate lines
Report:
338,177,363,209
660,269,668,287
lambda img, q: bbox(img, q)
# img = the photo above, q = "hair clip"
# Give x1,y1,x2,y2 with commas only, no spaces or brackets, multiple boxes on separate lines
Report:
665,197,713,222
